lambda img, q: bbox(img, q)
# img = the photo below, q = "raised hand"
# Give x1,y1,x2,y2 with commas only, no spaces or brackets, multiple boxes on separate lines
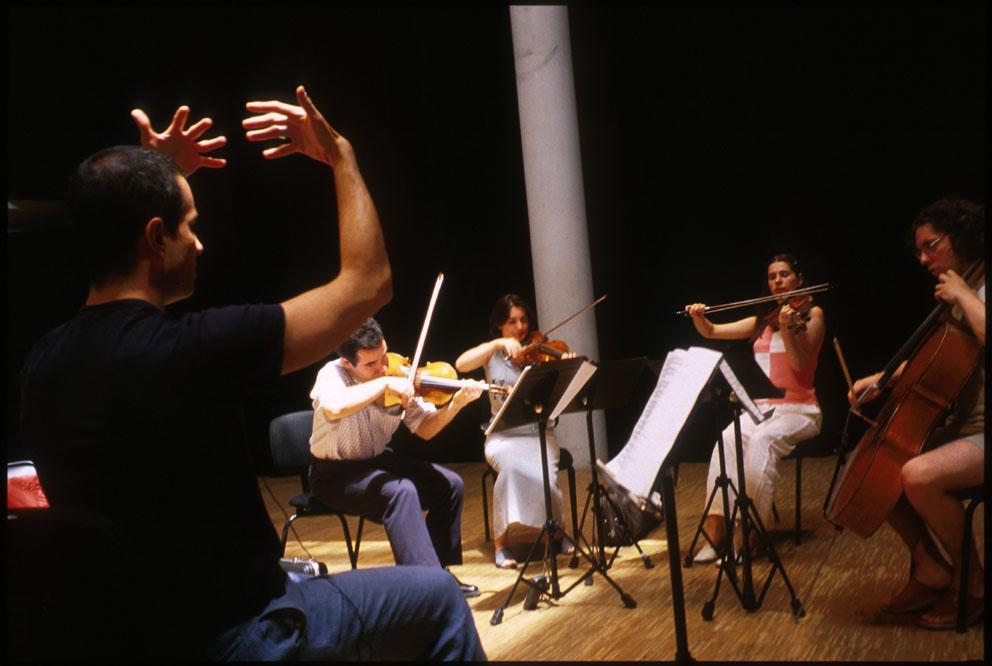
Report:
242,85,352,167
934,269,970,307
130,106,227,176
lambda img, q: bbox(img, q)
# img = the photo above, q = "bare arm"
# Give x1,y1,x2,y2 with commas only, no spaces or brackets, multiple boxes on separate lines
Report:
319,376,412,421
412,382,485,440
684,303,757,340
455,338,521,373
778,305,825,373
935,270,985,347
849,360,907,407
243,86,392,375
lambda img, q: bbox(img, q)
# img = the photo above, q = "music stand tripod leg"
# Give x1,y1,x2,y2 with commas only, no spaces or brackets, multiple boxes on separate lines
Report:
724,399,804,616
492,416,636,625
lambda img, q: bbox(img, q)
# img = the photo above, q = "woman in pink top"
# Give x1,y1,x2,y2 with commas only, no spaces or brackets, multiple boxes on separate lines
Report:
684,254,825,562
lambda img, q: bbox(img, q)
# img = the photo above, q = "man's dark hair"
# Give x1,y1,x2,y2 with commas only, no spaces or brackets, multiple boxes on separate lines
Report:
488,293,536,338
66,146,185,286
338,318,385,364
908,198,985,265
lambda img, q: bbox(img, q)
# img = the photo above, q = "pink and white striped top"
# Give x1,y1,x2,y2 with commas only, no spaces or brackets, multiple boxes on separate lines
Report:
753,325,820,405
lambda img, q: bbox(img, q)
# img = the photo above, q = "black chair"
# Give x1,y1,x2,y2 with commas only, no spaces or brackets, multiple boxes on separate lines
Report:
481,447,579,545
776,433,835,545
269,410,365,569
954,485,985,633
6,506,145,660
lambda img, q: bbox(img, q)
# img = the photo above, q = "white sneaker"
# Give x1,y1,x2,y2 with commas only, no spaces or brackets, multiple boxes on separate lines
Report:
693,544,718,563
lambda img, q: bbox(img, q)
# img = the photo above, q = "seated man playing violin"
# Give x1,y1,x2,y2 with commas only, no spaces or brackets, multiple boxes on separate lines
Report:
308,318,486,596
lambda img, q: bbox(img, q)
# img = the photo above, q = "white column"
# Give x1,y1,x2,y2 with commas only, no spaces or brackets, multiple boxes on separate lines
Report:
510,5,607,467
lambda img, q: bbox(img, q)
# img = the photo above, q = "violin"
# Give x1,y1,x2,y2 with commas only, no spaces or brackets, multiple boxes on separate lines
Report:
382,352,508,407
507,293,607,367
766,292,815,333
512,331,570,366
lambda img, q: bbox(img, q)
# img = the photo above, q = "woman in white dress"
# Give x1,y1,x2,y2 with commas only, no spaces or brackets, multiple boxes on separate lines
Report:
456,294,574,568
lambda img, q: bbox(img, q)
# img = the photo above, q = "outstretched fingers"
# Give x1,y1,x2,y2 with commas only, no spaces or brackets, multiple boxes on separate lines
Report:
130,109,155,145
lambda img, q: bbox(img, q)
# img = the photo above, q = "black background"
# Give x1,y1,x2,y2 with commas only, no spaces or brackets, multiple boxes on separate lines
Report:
7,5,985,470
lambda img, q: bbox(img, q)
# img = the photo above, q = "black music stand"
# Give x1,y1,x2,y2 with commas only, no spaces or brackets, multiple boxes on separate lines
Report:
560,357,655,572
488,358,636,626
683,350,805,620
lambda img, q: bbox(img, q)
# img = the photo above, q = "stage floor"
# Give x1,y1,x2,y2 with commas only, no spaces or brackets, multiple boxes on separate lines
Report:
260,456,984,661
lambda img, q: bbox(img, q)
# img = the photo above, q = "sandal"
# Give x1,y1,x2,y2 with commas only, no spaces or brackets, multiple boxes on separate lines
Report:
495,547,518,569
880,576,948,614
916,590,984,630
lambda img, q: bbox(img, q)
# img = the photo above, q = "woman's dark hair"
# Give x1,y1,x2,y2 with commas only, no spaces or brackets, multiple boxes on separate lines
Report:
488,294,536,338
337,318,384,364
907,198,984,265
67,146,184,287
752,253,805,342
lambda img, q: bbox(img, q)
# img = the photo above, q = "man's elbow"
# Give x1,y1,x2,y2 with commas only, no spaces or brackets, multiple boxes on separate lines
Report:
321,406,346,422
414,426,436,441
373,266,393,309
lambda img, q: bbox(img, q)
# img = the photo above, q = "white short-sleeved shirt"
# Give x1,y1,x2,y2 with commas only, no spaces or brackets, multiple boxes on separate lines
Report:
309,359,436,460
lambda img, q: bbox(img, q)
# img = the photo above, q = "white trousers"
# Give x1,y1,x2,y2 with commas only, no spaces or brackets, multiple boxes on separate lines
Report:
704,402,822,525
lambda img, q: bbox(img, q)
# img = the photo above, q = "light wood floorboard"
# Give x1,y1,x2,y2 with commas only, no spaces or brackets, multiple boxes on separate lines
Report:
258,456,984,661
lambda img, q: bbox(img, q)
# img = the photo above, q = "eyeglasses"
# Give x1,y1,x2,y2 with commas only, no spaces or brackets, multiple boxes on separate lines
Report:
914,235,945,259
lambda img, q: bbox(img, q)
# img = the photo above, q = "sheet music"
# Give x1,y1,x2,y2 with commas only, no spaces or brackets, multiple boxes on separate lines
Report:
605,346,722,501
717,360,767,424
483,365,532,437
549,360,597,420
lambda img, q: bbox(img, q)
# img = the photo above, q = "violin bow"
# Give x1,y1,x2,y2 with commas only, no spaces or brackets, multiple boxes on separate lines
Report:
405,273,445,400
542,293,608,337
675,283,831,317
832,336,876,427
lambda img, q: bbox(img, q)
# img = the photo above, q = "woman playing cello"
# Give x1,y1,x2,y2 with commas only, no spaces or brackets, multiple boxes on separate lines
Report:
848,198,984,630
685,254,826,561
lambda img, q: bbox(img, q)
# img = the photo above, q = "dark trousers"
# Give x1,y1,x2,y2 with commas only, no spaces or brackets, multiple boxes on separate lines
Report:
310,451,465,567
206,566,486,660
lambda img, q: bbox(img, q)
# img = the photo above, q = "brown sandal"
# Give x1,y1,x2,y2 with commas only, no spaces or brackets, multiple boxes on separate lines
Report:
916,590,984,630
880,576,948,614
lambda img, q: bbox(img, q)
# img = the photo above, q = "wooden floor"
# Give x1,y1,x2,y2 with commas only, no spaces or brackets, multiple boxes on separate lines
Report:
258,457,984,661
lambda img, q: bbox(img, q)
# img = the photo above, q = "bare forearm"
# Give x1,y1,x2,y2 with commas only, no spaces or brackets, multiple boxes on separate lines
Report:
281,157,392,374
319,377,388,421
694,315,756,340
780,308,824,373
957,292,986,347
415,401,465,440
456,340,498,373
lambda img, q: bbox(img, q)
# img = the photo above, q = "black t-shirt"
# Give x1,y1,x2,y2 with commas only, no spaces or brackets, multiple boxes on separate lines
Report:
19,299,287,654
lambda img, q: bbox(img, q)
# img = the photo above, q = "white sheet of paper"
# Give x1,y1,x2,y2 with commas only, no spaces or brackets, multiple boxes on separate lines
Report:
605,346,722,500
717,359,767,424
549,360,597,420
483,364,532,437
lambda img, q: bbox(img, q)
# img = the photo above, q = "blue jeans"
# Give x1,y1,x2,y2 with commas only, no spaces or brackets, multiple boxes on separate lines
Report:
206,566,485,660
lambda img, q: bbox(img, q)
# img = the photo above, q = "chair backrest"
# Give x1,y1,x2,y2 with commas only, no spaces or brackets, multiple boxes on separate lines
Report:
7,507,144,659
269,410,316,475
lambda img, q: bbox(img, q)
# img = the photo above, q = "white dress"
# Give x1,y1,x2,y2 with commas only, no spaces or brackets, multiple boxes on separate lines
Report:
484,353,564,539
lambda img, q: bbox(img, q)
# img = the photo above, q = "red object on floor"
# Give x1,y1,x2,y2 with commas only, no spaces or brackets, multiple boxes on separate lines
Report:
7,461,50,509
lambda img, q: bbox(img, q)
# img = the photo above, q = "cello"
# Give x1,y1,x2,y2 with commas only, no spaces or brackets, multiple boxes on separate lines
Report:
825,260,984,538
